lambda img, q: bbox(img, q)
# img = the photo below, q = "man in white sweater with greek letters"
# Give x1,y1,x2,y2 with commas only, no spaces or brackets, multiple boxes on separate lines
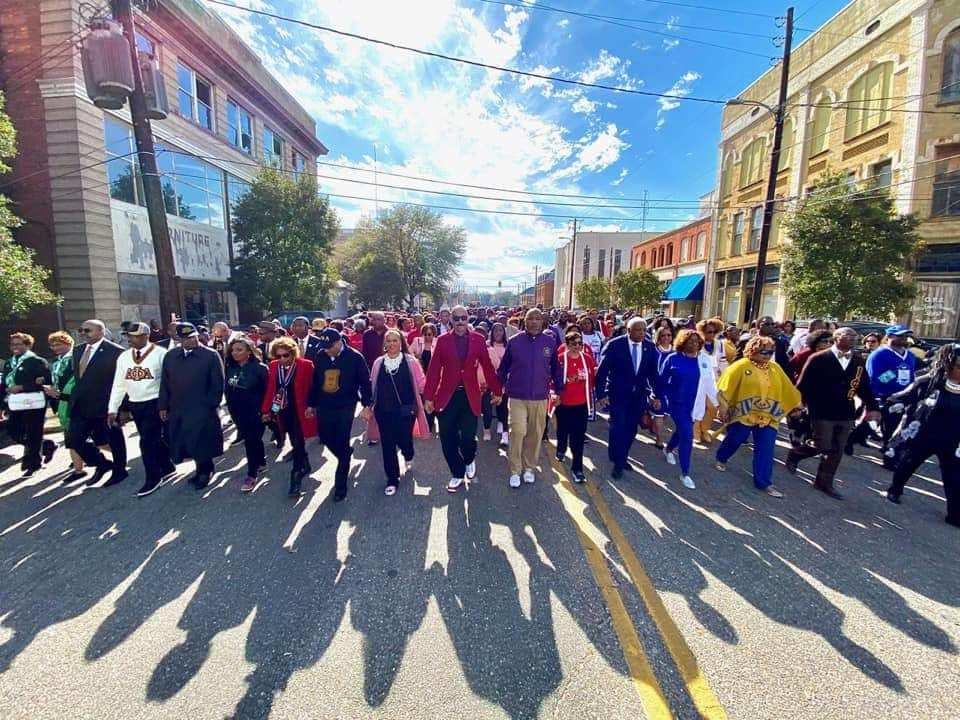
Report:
108,321,175,497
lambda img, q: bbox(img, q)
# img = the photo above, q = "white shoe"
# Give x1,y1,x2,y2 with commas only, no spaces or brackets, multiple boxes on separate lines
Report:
523,469,535,484
483,429,491,441
509,474,521,488
465,461,476,479
714,461,726,472
447,477,464,493
496,422,504,434
499,432,509,447
664,448,677,465
682,475,696,489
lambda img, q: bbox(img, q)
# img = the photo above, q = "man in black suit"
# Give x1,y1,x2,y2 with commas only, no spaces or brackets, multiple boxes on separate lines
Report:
68,319,128,486
289,316,323,363
787,327,880,499
595,317,662,478
156,320,180,350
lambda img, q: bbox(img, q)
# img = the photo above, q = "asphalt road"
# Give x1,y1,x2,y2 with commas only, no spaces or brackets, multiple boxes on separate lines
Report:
0,409,956,720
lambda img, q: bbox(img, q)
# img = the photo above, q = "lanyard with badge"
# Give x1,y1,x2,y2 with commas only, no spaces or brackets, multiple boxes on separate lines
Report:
271,363,296,413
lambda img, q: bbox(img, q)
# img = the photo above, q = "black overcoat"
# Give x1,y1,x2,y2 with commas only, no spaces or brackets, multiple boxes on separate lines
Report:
158,345,225,463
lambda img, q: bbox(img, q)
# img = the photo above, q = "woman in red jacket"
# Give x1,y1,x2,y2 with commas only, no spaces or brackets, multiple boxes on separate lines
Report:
261,336,317,496
552,330,597,483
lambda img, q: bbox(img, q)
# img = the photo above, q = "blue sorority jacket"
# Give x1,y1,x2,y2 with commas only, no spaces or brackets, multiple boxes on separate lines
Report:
866,346,916,399
595,335,659,413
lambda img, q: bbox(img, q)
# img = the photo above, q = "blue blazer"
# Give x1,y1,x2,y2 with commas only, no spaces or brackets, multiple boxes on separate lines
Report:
595,335,659,412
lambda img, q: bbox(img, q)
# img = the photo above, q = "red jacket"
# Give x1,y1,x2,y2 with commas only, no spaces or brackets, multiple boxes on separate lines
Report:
423,330,502,415
261,357,317,438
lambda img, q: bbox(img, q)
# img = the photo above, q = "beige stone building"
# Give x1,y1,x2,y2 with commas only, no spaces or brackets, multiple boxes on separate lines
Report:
1,0,327,340
706,0,960,338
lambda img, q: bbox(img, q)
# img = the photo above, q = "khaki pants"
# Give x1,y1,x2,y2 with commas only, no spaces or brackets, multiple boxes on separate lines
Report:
508,398,547,476
694,398,717,445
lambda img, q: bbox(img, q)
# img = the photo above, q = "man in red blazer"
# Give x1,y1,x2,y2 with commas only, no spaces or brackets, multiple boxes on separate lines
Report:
423,306,503,492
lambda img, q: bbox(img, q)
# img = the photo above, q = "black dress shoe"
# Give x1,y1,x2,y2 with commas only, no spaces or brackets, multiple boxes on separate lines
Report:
41,440,57,465
190,473,210,489
136,476,162,497
885,489,902,504
611,466,623,479
621,464,633,473
815,485,844,500
103,469,129,487
784,456,799,474
64,470,87,483
333,488,347,502
288,478,303,496
85,464,111,486
946,517,960,529
20,467,37,478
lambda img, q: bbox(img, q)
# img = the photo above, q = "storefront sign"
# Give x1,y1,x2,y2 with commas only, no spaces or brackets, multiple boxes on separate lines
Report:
111,203,230,282
911,281,959,338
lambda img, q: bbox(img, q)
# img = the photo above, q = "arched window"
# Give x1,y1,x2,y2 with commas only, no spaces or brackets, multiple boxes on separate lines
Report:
680,237,690,262
943,28,960,102
777,116,794,172
845,62,892,139
658,246,665,266
640,250,646,266
739,137,766,187
807,96,831,157
720,153,733,198
666,245,673,264
695,231,706,258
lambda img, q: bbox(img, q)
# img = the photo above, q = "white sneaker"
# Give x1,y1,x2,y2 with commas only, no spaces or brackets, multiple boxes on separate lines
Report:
523,469,535,484
496,422,504,434
509,474,521,488
483,429,491,441
499,432,509,447
682,475,696,489
465,461,476,479
664,448,677,465
447,477,464,493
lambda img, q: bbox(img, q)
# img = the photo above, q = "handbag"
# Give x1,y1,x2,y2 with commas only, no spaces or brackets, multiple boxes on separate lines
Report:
7,391,46,411
387,362,416,417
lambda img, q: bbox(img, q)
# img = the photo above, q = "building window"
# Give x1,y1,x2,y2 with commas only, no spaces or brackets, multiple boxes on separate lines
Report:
932,145,960,217
264,127,284,168
292,149,307,174
657,246,665,266
613,248,622,276
598,248,606,278
135,32,155,57
731,212,744,255
582,246,590,278
808,98,831,157
640,250,646,266
777,116,794,172
104,117,144,207
695,231,706,258
943,29,960,102
748,206,763,251
226,99,252,154
666,245,673,264
845,62,892,139
156,144,227,228
869,158,892,190
720,154,733,198
844,171,858,189
739,137,766,188
679,238,689,262
176,62,213,130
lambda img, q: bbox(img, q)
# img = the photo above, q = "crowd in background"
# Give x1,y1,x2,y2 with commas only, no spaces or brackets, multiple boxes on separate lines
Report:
1,303,957,529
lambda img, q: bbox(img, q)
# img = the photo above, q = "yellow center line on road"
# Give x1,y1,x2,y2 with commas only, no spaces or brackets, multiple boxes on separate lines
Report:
550,462,674,720
582,477,728,720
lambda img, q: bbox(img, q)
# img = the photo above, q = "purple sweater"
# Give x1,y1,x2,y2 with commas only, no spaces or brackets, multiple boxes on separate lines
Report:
498,331,558,401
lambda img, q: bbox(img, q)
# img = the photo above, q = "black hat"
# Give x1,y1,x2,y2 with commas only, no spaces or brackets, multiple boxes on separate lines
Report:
175,322,198,339
121,321,150,336
316,328,343,349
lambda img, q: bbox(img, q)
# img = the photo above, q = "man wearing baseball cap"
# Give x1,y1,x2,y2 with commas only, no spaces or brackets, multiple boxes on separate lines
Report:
109,322,174,496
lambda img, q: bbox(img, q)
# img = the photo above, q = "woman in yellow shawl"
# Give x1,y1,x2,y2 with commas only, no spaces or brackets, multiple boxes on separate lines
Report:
714,335,801,497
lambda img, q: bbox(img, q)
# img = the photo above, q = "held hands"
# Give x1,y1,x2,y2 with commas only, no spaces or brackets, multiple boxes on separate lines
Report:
159,410,168,422
649,397,661,412
595,396,609,410
423,400,435,414
361,406,373,422
491,395,502,406
864,410,882,423
107,413,117,428
304,407,315,418
43,385,60,399
260,412,272,423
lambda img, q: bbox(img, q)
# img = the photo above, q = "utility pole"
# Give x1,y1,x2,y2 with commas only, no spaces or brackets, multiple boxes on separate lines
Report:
567,218,578,309
533,264,539,305
113,0,180,323
750,6,793,322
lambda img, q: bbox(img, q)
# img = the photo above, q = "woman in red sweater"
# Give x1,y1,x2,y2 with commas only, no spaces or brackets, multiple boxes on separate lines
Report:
552,330,597,483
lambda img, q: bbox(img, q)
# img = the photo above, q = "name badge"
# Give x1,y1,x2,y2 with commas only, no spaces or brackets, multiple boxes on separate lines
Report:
897,367,911,385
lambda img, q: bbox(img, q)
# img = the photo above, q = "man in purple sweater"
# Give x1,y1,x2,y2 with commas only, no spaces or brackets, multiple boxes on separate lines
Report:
498,308,558,488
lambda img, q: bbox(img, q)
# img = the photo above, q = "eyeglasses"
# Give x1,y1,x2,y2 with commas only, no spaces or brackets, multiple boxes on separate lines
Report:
275,352,292,359
566,339,582,345
757,349,775,356
79,328,93,334
452,315,469,322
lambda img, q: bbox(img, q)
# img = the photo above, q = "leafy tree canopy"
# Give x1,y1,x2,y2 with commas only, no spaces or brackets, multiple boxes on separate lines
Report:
231,168,339,317
781,172,921,321
612,267,664,312
574,276,612,310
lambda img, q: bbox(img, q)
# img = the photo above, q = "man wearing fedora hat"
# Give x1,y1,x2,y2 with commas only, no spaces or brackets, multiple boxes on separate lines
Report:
158,322,225,489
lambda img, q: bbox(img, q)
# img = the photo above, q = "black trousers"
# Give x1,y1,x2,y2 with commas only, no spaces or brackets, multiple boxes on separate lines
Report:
67,415,127,473
555,404,588,472
238,416,265,476
128,399,172,482
438,388,477,479
280,403,309,473
9,408,45,471
375,408,415,486
317,404,355,493
847,404,896,449
889,435,959,523
481,390,508,430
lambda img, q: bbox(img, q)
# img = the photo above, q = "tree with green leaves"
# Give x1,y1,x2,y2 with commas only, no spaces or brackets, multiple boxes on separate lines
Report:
780,172,921,321
574,276,612,310
0,91,59,319
337,205,466,309
612,267,664,312
230,168,340,317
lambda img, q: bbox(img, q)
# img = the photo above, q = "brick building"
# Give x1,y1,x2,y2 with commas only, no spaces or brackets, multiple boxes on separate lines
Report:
0,0,327,342
631,214,712,317
535,268,554,307
554,230,659,309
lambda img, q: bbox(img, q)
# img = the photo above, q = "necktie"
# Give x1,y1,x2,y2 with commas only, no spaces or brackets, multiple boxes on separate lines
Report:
134,349,142,363
78,344,92,378
840,352,851,359
631,342,639,374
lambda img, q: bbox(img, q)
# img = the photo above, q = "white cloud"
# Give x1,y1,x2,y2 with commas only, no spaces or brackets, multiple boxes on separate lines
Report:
571,96,598,114
558,18,569,27
662,38,680,51
323,67,347,84
666,16,680,31
656,71,701,130
611,168,629,186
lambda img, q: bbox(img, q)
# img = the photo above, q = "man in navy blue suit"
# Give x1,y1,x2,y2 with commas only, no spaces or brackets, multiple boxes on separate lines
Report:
595,316,661,478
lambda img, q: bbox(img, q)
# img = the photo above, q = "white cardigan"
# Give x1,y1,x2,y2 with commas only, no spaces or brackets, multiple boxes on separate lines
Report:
691,350,719,421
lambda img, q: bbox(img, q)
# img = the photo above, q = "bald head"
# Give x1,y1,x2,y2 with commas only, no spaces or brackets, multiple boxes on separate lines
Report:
524,308,543,335
81,319,105,343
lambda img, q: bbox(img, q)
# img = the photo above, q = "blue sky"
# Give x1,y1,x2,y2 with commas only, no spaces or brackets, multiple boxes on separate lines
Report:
210,0,849,292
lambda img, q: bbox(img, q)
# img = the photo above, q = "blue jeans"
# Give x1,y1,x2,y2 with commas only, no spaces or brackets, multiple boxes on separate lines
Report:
716,422,777,489
666,407,694,475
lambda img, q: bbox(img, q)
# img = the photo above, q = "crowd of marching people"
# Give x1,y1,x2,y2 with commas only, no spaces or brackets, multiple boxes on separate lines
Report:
1,304,957,529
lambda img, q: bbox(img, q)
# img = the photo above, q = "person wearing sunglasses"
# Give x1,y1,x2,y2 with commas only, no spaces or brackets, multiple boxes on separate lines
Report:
423,305,502,493
261,336,317,497
3,332,50,478
714,335,801,498
553,331,596,483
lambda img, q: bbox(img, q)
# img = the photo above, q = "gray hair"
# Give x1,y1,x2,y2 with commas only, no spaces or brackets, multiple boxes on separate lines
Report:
626,316,646,331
